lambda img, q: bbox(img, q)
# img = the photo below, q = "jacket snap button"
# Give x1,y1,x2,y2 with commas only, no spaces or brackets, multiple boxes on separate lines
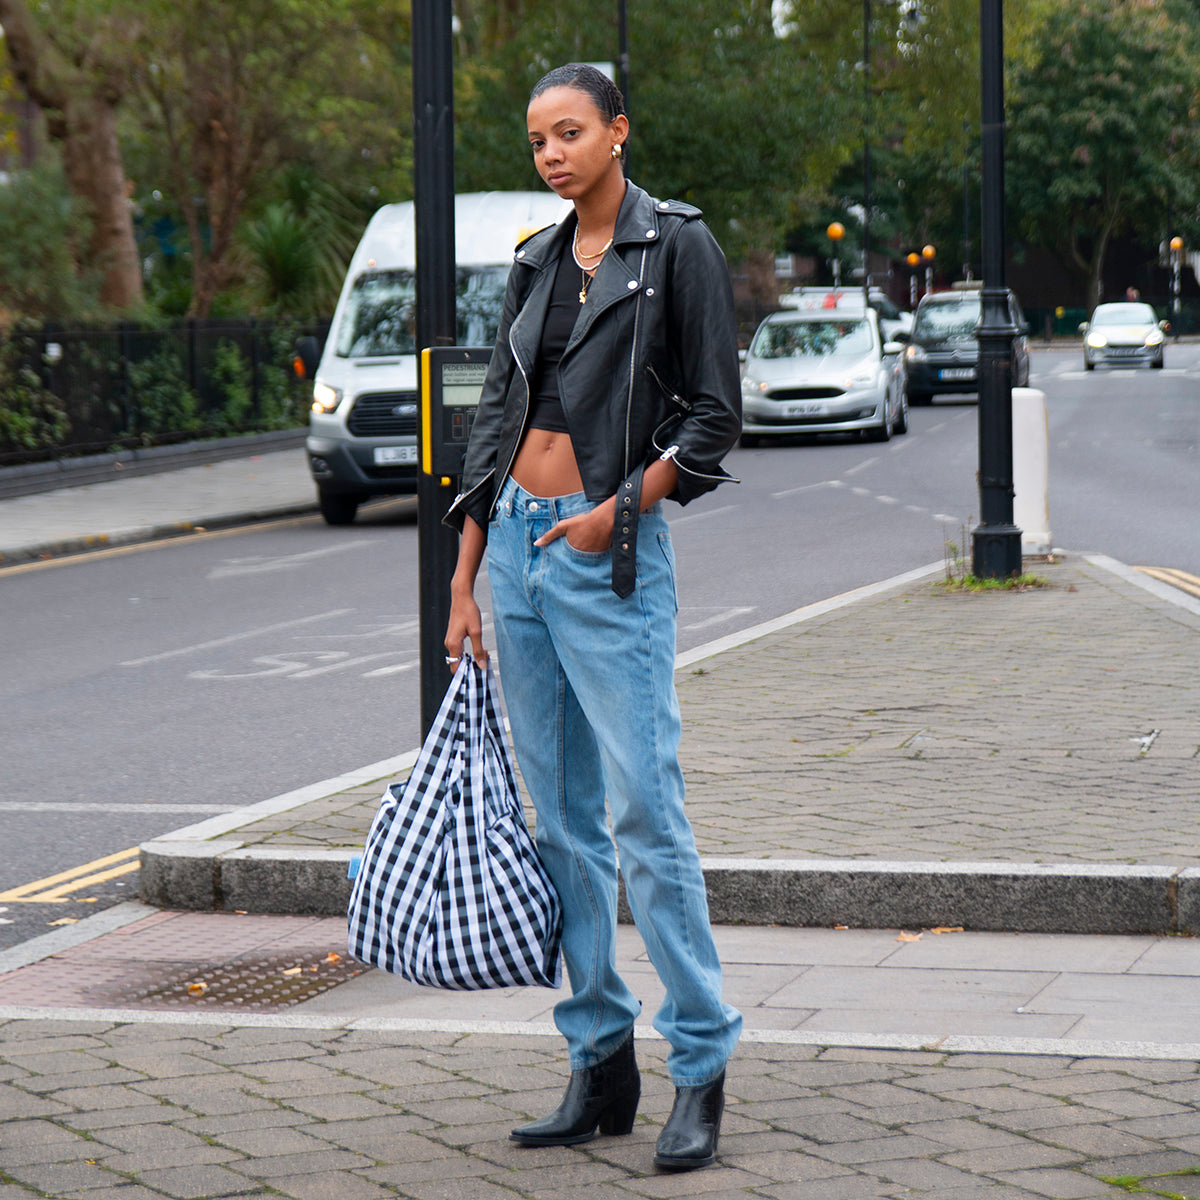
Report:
659,201,669,209
646,287,655,296
646,229,656,238
517,250,526,258
626,280,638,290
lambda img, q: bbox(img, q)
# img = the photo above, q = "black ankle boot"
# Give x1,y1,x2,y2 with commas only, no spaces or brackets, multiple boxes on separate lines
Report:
653,1070,725,1170
510,1032,640,1146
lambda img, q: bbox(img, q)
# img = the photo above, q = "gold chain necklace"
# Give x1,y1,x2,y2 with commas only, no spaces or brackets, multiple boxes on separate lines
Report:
573,226,613,262
573,228,613,305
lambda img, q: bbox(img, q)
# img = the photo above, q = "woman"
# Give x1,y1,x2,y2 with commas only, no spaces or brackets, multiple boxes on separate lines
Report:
443,63,742,1172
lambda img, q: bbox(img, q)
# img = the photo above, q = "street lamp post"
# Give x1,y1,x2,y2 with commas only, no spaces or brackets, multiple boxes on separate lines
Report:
906,251,920,307
922,243,936,295
1170,235,1183,327
971,0,1022,580
828,222,846,290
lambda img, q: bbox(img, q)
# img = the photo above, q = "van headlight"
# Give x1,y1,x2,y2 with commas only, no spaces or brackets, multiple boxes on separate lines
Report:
311,382,343,414
905,344,927,363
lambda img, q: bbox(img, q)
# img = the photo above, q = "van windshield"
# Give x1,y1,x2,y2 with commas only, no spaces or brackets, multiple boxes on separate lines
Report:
334,266,510,358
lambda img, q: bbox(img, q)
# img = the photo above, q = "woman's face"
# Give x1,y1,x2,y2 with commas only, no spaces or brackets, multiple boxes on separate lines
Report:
526,85,626,202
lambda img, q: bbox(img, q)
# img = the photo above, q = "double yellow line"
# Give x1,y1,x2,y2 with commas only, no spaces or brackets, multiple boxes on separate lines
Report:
0,848,140,903
1135,566,1200,601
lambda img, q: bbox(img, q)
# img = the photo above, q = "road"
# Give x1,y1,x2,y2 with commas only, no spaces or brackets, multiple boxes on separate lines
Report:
2,342,1197,949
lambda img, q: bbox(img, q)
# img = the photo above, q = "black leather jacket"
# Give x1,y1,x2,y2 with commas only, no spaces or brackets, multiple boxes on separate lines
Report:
445,181,741,535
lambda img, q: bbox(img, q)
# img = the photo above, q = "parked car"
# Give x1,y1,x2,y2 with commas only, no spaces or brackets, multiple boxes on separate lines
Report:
294,191,569,525
1080,302,1166,370
740,293,908,446
904,286,1030,405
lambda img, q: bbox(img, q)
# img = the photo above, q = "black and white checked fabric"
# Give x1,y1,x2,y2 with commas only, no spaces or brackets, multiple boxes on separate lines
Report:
347,658,562,990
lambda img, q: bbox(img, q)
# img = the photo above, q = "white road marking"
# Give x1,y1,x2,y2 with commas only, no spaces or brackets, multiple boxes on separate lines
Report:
120,609,354,667
208,541,374,579
670,504,738,527
771,481,839,499
680,607,755,632
843,456,879,476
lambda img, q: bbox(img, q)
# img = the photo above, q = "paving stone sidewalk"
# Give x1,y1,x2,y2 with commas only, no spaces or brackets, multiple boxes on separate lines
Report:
3,1017,1200,1200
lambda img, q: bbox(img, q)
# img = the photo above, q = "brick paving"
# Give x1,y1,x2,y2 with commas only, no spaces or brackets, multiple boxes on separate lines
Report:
2,1021,1199,1199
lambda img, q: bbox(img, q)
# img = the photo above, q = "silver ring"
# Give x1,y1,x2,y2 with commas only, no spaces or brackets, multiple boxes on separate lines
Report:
445,655,461,665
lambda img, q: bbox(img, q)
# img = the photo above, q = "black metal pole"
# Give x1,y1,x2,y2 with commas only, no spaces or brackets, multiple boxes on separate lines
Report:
971,0,1022,579
413,0,460,735
618,0,630,153
862,0,871,308
962,120,972,281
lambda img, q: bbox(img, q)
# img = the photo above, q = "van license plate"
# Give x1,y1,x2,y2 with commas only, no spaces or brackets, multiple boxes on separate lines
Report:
373,446,417,465
939,368,975,381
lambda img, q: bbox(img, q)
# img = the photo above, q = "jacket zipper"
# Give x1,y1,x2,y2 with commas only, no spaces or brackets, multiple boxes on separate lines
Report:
623,247,649,476
491,304,534,516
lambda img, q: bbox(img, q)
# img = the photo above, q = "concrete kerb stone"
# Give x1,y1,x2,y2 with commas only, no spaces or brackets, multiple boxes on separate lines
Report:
136,555,1200,935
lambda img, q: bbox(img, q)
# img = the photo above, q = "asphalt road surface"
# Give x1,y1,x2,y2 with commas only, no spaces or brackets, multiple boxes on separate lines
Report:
2,342,1197,950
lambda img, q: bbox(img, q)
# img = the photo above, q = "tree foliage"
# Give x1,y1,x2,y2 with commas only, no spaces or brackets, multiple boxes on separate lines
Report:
1007,0,1200,309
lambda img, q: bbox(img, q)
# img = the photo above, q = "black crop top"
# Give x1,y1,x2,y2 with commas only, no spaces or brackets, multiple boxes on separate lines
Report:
526,247,583,434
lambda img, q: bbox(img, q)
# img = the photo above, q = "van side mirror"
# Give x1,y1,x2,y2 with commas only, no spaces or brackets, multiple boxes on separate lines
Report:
293,336,321,380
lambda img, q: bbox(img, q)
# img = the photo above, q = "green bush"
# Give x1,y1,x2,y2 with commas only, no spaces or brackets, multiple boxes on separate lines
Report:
0,333,70,453
125,347,202,443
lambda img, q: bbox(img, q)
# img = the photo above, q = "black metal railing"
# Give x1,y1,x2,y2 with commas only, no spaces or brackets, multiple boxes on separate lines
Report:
0,318,331,466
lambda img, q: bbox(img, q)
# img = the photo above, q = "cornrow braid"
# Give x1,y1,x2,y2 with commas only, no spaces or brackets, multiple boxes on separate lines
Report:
529,63,626,124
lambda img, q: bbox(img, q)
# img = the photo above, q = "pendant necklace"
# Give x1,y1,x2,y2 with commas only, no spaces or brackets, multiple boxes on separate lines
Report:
573,226,613,305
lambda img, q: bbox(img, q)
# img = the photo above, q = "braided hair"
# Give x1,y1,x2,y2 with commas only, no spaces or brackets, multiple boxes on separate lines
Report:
529,63,627,126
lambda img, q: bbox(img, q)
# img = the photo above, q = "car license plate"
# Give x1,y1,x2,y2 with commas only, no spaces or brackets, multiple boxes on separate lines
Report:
782,402,823,417
373,446,417,465
939,367,975,381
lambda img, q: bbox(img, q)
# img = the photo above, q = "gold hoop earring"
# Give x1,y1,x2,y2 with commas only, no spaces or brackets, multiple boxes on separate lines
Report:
611,144,623,160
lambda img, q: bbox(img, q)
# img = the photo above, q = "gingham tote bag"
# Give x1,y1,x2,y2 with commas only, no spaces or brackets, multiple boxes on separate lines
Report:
347,657,562,989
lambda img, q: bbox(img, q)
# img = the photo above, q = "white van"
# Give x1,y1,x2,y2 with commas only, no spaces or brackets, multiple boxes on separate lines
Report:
298,191,570,524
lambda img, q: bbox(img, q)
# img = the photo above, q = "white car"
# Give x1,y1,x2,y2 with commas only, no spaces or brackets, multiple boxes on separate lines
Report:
1081,302,1166,370
740,296,908,446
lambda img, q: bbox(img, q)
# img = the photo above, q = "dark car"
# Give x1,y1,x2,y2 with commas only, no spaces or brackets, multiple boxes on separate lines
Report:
904,287,1030,405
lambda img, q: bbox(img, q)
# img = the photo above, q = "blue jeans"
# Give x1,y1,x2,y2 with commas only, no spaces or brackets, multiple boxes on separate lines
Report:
487,477,741,1087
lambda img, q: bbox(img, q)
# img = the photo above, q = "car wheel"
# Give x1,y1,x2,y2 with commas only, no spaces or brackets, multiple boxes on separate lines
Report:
907,390,931,406
894,389,909,435
1084,359,1095,371
1152,354,1164,369
865,403,892,443
739,433,761,449
318,490,363,525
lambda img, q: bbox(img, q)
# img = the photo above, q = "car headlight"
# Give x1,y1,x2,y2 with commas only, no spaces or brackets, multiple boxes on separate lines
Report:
1085,331,1107,349
1144,330,1164,347
843,370,876,388
311,382,344,414
905,344,927,363
741,376,769,394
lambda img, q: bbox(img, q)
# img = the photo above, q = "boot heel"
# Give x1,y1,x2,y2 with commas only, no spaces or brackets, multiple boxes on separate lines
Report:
597,1083,640,1136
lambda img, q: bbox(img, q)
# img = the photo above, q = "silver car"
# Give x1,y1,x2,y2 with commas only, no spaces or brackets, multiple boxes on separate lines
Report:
1082,302,1166,370
740,299,908,446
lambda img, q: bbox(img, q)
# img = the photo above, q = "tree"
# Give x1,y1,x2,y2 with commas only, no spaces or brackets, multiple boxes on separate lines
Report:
131,0,411,317
453,0,852,302
1007,0,1200,310
0,0,143,309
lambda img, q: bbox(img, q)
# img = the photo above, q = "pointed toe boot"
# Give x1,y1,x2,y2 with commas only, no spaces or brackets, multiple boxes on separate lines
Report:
510,1032,640,1147
653,1070,725,1170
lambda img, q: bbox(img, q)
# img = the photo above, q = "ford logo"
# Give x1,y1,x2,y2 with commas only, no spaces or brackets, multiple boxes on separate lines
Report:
392,403,417,417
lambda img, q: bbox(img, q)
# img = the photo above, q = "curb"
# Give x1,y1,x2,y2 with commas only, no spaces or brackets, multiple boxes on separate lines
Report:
138,556,1200,936
0,499,320,565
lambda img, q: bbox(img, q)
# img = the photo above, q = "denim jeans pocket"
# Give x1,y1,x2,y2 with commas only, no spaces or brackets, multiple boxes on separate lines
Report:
561,536,611,564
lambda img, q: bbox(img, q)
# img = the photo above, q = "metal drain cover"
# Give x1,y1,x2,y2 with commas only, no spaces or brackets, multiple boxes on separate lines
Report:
90,951,368,1011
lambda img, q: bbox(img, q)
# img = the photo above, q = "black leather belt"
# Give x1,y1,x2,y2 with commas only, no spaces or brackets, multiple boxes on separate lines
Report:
611,462,645,598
